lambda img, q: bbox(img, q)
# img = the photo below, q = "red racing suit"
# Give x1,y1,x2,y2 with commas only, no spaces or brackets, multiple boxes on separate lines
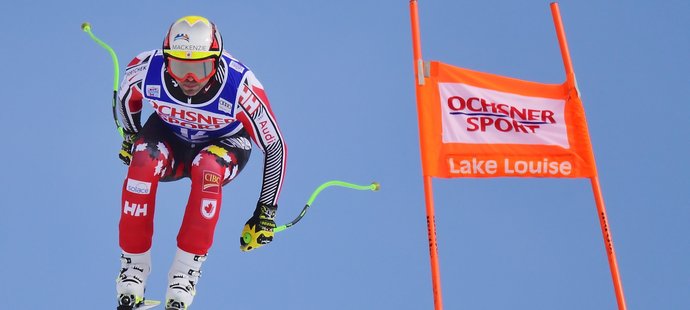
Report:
116,50,287,254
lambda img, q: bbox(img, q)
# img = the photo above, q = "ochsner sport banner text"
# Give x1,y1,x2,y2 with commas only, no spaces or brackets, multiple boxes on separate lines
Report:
418,61,596,178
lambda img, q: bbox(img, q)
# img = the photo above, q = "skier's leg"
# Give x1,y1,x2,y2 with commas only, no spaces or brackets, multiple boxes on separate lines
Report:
177,134,252,253
166,135,251,309
119,135,173,252
117,115,174,307
120,115,175,252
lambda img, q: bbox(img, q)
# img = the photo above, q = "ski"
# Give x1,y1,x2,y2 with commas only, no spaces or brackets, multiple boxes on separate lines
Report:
137,300,161,309
117,299,161,310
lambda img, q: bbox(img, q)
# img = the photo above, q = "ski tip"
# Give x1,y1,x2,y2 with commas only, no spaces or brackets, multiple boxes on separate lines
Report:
371,182,381,191
135,300,161,309
81,22,91,32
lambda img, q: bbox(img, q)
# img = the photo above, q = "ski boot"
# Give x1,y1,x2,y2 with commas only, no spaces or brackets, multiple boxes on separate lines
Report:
116,250,151,309
165,249,207,310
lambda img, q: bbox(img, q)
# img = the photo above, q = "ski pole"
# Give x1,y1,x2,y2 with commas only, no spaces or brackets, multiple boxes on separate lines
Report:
242,180,380,244
81,22,125,138
276,180,380,232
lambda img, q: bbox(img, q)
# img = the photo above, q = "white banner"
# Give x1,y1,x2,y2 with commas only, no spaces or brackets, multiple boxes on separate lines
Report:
439,83,569,148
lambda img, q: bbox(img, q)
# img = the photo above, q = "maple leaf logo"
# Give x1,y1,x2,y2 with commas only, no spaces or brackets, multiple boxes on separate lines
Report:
201,199,217,219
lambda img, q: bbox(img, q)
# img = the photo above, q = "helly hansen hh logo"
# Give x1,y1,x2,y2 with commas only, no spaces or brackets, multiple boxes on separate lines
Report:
124,201,148,217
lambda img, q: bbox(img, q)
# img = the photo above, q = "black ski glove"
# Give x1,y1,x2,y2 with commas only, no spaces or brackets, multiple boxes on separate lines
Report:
240,202,277,252
119,131,137,166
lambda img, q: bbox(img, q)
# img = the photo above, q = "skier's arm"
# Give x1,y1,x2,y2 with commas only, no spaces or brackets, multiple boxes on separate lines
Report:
236,71,287,251
116,51,152,164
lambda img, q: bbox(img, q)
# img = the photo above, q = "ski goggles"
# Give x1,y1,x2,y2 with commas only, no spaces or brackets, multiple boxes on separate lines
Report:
166,57,217,83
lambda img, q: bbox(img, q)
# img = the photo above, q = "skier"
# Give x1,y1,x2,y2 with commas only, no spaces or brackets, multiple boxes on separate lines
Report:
114,16,287,310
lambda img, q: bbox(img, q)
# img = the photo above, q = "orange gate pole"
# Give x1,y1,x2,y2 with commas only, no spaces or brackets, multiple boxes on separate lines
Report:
551,3,628,309
410,1,444,309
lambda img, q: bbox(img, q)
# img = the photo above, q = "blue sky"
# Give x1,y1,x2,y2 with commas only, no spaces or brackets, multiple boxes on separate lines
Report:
1,1,688,309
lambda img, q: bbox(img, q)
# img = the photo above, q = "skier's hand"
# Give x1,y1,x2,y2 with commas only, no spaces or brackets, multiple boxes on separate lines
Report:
240,203,277,252
119,132,136,166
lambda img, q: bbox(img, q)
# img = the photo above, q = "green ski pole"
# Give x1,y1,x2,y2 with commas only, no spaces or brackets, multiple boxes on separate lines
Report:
242,180,380,245
81,22,125,138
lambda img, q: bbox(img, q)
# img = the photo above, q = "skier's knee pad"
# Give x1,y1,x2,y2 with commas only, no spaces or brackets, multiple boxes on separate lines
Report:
129,138,173,174
193,145,241,184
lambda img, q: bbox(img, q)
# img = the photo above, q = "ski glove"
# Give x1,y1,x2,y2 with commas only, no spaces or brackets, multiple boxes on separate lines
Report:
119,132,137,166
240,202,277,252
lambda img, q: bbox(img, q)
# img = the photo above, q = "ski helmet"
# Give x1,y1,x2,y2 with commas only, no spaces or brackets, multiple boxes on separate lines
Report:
162,16,223,83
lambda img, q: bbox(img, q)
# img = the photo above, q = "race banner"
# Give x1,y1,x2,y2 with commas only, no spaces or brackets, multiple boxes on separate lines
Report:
417,61,596,178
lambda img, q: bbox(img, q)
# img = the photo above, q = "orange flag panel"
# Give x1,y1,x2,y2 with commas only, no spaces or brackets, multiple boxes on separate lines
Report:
417,61,596,178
